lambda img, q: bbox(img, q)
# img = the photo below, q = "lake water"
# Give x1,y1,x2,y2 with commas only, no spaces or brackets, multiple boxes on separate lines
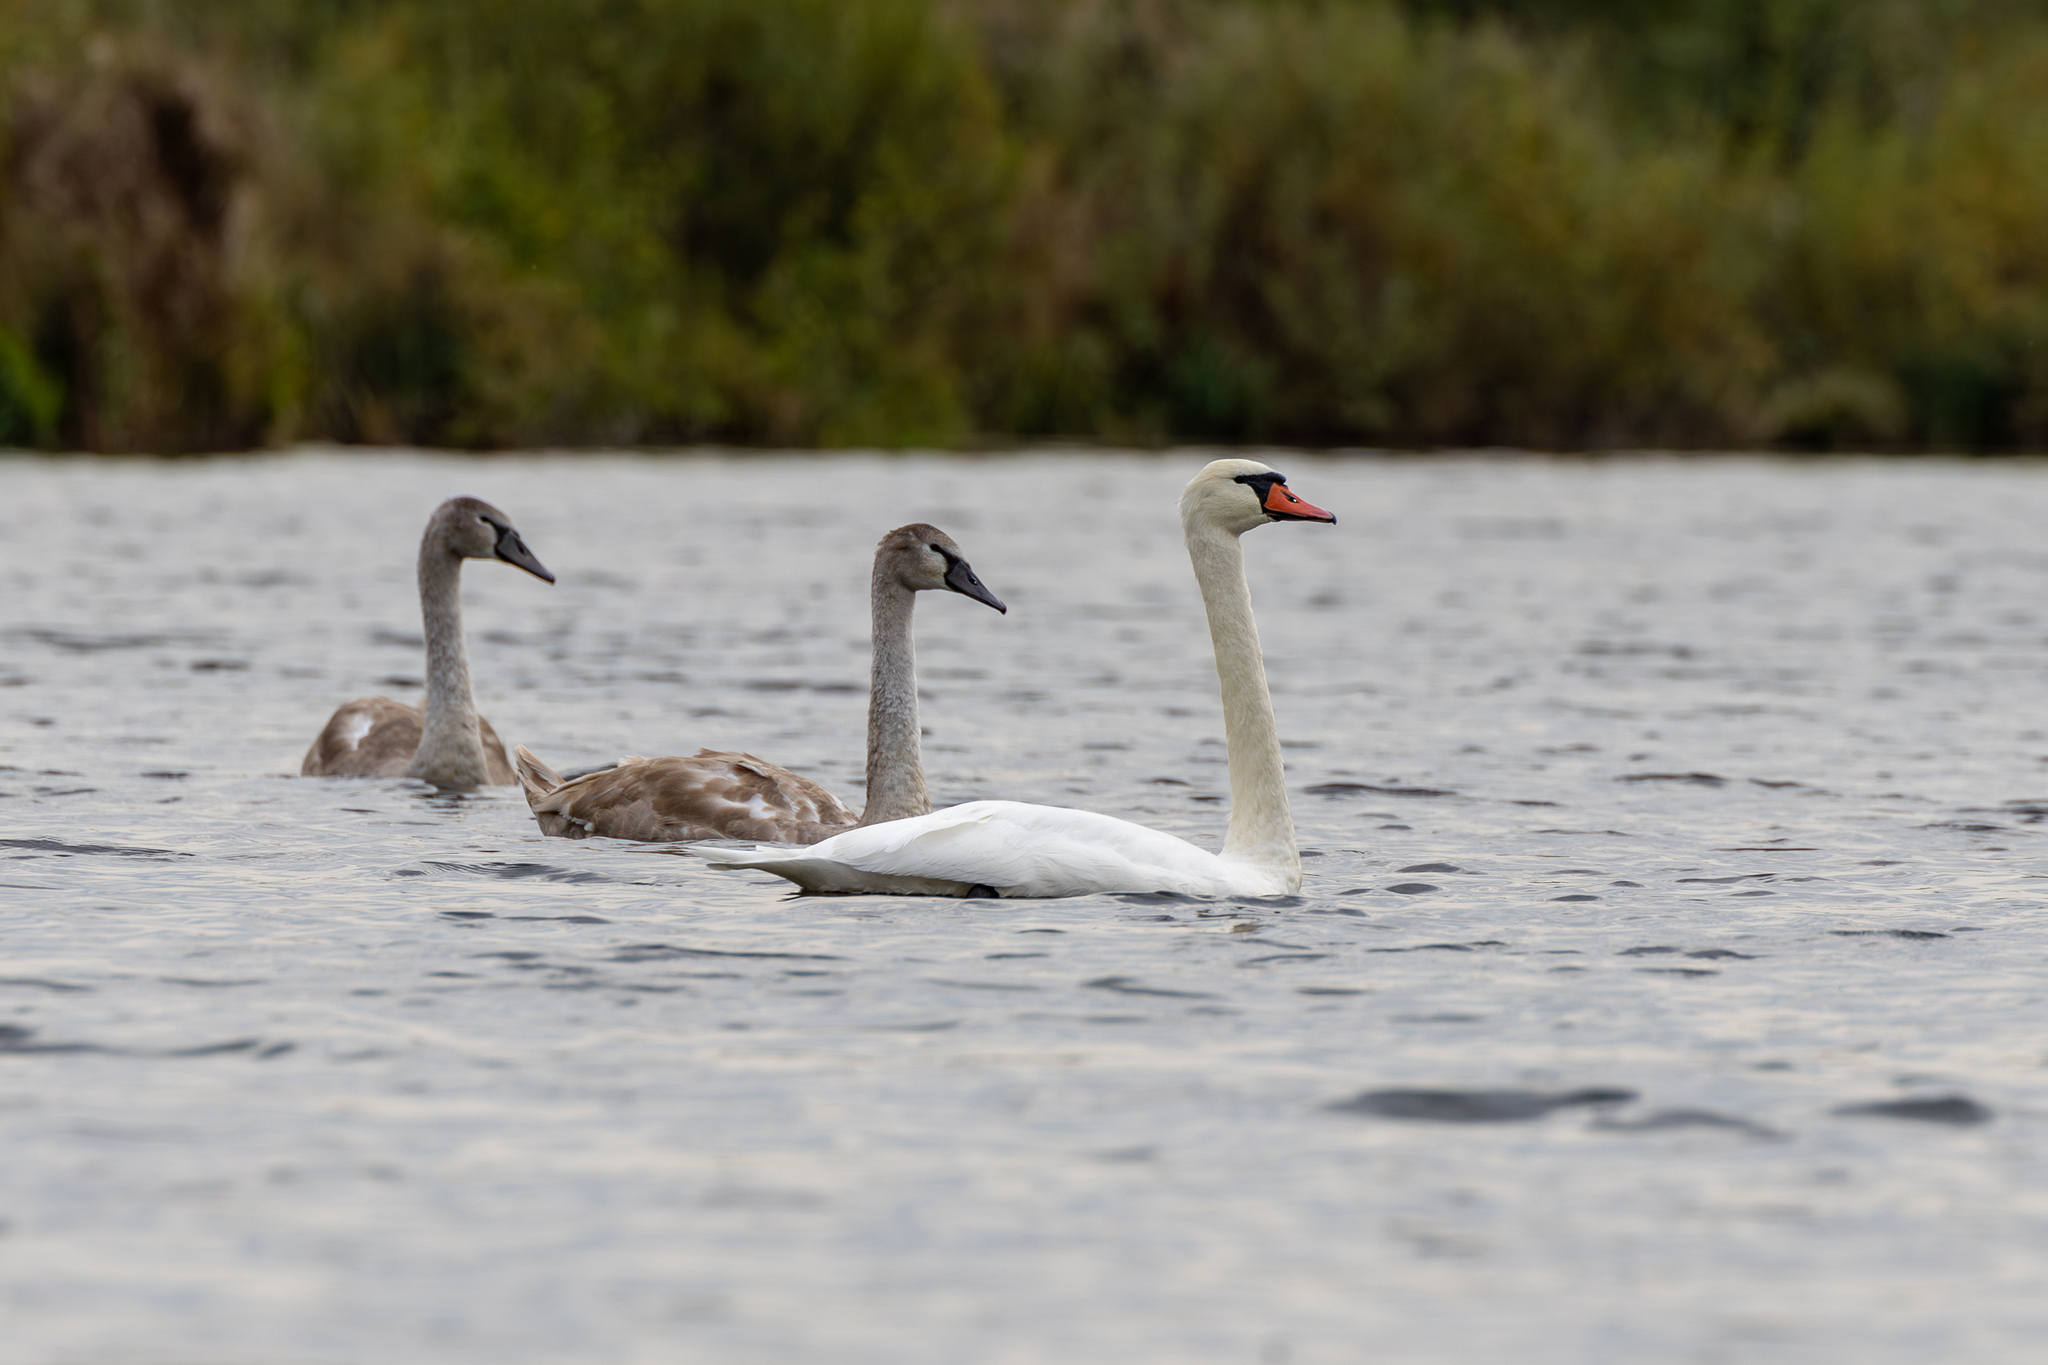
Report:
2,450,2044,1363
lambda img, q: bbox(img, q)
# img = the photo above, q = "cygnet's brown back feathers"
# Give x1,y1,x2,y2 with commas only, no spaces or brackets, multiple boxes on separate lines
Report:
303,697,519,782
515,746,856,843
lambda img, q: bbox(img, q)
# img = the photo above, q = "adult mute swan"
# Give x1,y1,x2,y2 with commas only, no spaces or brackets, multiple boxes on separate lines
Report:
688,459,1334,897
513,523,1006,843
301,496,554,790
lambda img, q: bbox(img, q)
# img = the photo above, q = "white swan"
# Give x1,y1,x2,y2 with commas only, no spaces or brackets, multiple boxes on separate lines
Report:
513,523,1006,843
688,458,1334,897
302,496,554,790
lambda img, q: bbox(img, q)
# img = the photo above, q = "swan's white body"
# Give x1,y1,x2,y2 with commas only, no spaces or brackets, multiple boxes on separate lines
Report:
701,799,1300,898
689,459,1334,898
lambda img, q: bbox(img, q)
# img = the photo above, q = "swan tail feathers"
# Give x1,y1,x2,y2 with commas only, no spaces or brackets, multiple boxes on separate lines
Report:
514,745,563,801
514,746,602,839
686,843,773,868
683,842,978,896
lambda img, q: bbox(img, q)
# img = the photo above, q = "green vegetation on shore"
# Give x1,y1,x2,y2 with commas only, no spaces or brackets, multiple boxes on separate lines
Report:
8,0,2048,452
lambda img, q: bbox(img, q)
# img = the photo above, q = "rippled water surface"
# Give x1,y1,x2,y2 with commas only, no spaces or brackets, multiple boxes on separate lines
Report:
4,451,2047,1363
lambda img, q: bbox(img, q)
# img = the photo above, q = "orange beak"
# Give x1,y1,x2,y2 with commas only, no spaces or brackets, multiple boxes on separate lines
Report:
1264,482,1335,523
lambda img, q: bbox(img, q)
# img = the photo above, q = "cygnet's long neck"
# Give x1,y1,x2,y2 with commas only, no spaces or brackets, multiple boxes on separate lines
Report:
1184,513,1299,877
858,564,929,827
407,535,491,789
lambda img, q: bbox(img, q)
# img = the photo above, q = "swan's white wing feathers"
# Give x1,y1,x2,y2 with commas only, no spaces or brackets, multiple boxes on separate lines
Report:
823,802,1214,896
693,800,1280,898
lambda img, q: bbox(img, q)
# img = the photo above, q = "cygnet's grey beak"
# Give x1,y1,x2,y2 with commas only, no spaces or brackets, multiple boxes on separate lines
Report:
944,556,1006,614
494,527,555,583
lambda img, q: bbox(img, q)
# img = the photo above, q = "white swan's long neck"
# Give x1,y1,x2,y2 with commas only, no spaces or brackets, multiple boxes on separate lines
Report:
1185,515,1299,878
858,570,929,826
408,540,490,788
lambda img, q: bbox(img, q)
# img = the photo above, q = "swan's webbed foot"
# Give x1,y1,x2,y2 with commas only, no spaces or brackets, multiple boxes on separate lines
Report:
963,883,1001,899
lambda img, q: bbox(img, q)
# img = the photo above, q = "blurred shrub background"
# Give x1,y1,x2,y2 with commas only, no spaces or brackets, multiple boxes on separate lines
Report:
7,0,2048,451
